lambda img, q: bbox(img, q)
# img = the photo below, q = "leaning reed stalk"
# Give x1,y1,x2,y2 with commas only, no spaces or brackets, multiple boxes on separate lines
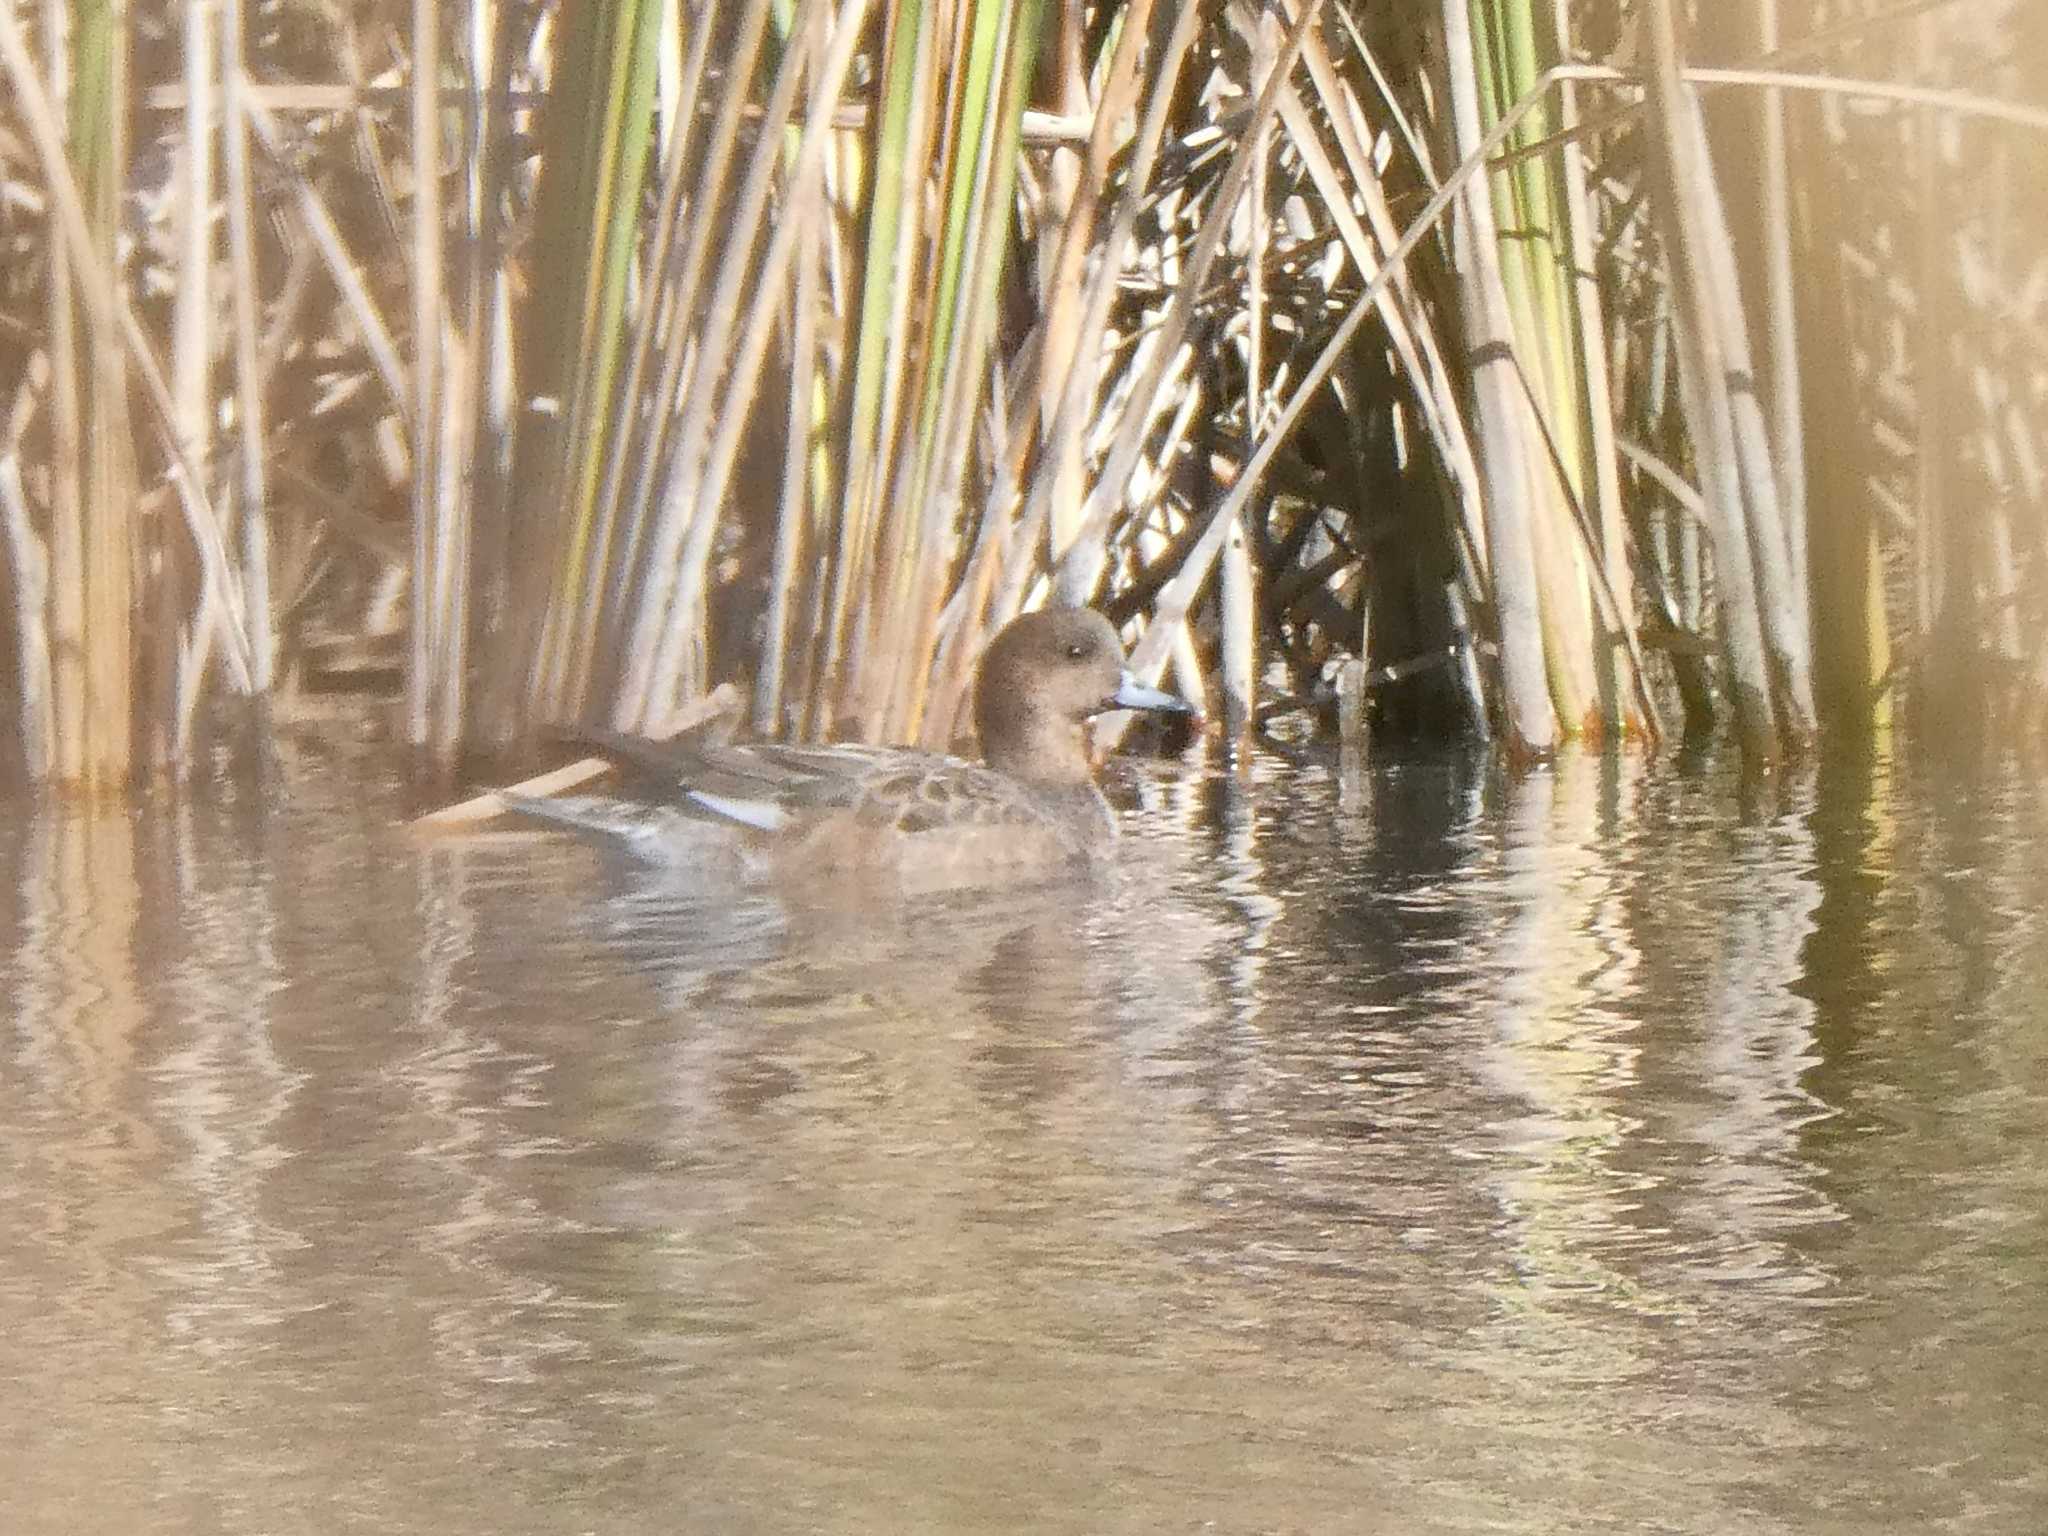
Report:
1294,17,1488,591
756,169,828,736
580,0,774,717
1031,0,1159,571
924,0,1207,744
1679,94,1816,744
1095,30,1593,751
557,0,723,720
1108,50,1595,738
3,6,256,723
991,0,1200,616
241,100,409,407
847,0,1018,738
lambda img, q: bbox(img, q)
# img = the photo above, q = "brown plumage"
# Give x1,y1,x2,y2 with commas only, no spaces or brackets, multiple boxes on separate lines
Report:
507,608,1198,887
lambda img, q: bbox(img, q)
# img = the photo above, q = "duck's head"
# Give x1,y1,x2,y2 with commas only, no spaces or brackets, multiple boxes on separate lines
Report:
973,608,1198,783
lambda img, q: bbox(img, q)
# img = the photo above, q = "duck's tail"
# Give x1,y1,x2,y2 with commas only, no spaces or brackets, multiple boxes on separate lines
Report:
499,789,740,867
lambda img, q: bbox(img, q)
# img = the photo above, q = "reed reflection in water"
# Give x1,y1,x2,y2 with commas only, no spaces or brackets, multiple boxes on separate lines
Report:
0,746,2043,1534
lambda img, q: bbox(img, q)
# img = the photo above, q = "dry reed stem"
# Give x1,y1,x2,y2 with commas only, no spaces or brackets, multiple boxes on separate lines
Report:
1056,0,1328,604
638,0,874,734
1643,0,1779,763
1441,0,1554,755
223,0,273,703
0,427,55,775
613,0,829,727
0,6,257,707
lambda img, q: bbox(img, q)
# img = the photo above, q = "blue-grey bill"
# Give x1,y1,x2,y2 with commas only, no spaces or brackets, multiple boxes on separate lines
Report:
1107,670,1197,715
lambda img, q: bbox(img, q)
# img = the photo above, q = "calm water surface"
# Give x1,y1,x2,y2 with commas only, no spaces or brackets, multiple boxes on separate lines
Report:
2,743,2044,1534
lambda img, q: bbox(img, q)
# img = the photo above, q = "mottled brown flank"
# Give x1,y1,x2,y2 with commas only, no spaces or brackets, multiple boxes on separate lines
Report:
751,753,1117,891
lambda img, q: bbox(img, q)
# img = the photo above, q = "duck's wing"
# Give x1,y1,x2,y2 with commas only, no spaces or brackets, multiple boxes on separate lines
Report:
541,725,847,831
554,728,985,836
679,742,1013,834
557,723,733,796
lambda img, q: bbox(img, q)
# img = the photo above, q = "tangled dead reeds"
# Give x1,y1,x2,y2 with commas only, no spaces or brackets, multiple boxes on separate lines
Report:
0,0,2042,792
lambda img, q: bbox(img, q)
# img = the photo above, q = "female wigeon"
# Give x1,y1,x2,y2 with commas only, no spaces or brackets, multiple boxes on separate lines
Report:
508,608,1197,885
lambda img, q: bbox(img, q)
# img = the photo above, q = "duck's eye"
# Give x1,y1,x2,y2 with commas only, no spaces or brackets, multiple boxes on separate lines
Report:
1065,641,1089,660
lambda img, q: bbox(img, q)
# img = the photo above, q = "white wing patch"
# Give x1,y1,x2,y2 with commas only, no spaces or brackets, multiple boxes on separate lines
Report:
686,788,790,832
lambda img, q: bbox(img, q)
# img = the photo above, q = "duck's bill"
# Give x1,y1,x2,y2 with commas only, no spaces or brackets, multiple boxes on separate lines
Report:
1104,670,1200,717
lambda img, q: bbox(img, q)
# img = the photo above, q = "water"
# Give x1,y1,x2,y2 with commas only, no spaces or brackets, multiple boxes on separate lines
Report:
1,741,2044,1534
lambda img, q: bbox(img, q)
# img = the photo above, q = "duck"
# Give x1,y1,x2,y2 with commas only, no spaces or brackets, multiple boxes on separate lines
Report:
504,607,1199,885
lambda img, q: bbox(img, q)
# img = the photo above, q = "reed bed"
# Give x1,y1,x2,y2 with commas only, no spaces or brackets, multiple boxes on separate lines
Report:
0,0,2041,791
